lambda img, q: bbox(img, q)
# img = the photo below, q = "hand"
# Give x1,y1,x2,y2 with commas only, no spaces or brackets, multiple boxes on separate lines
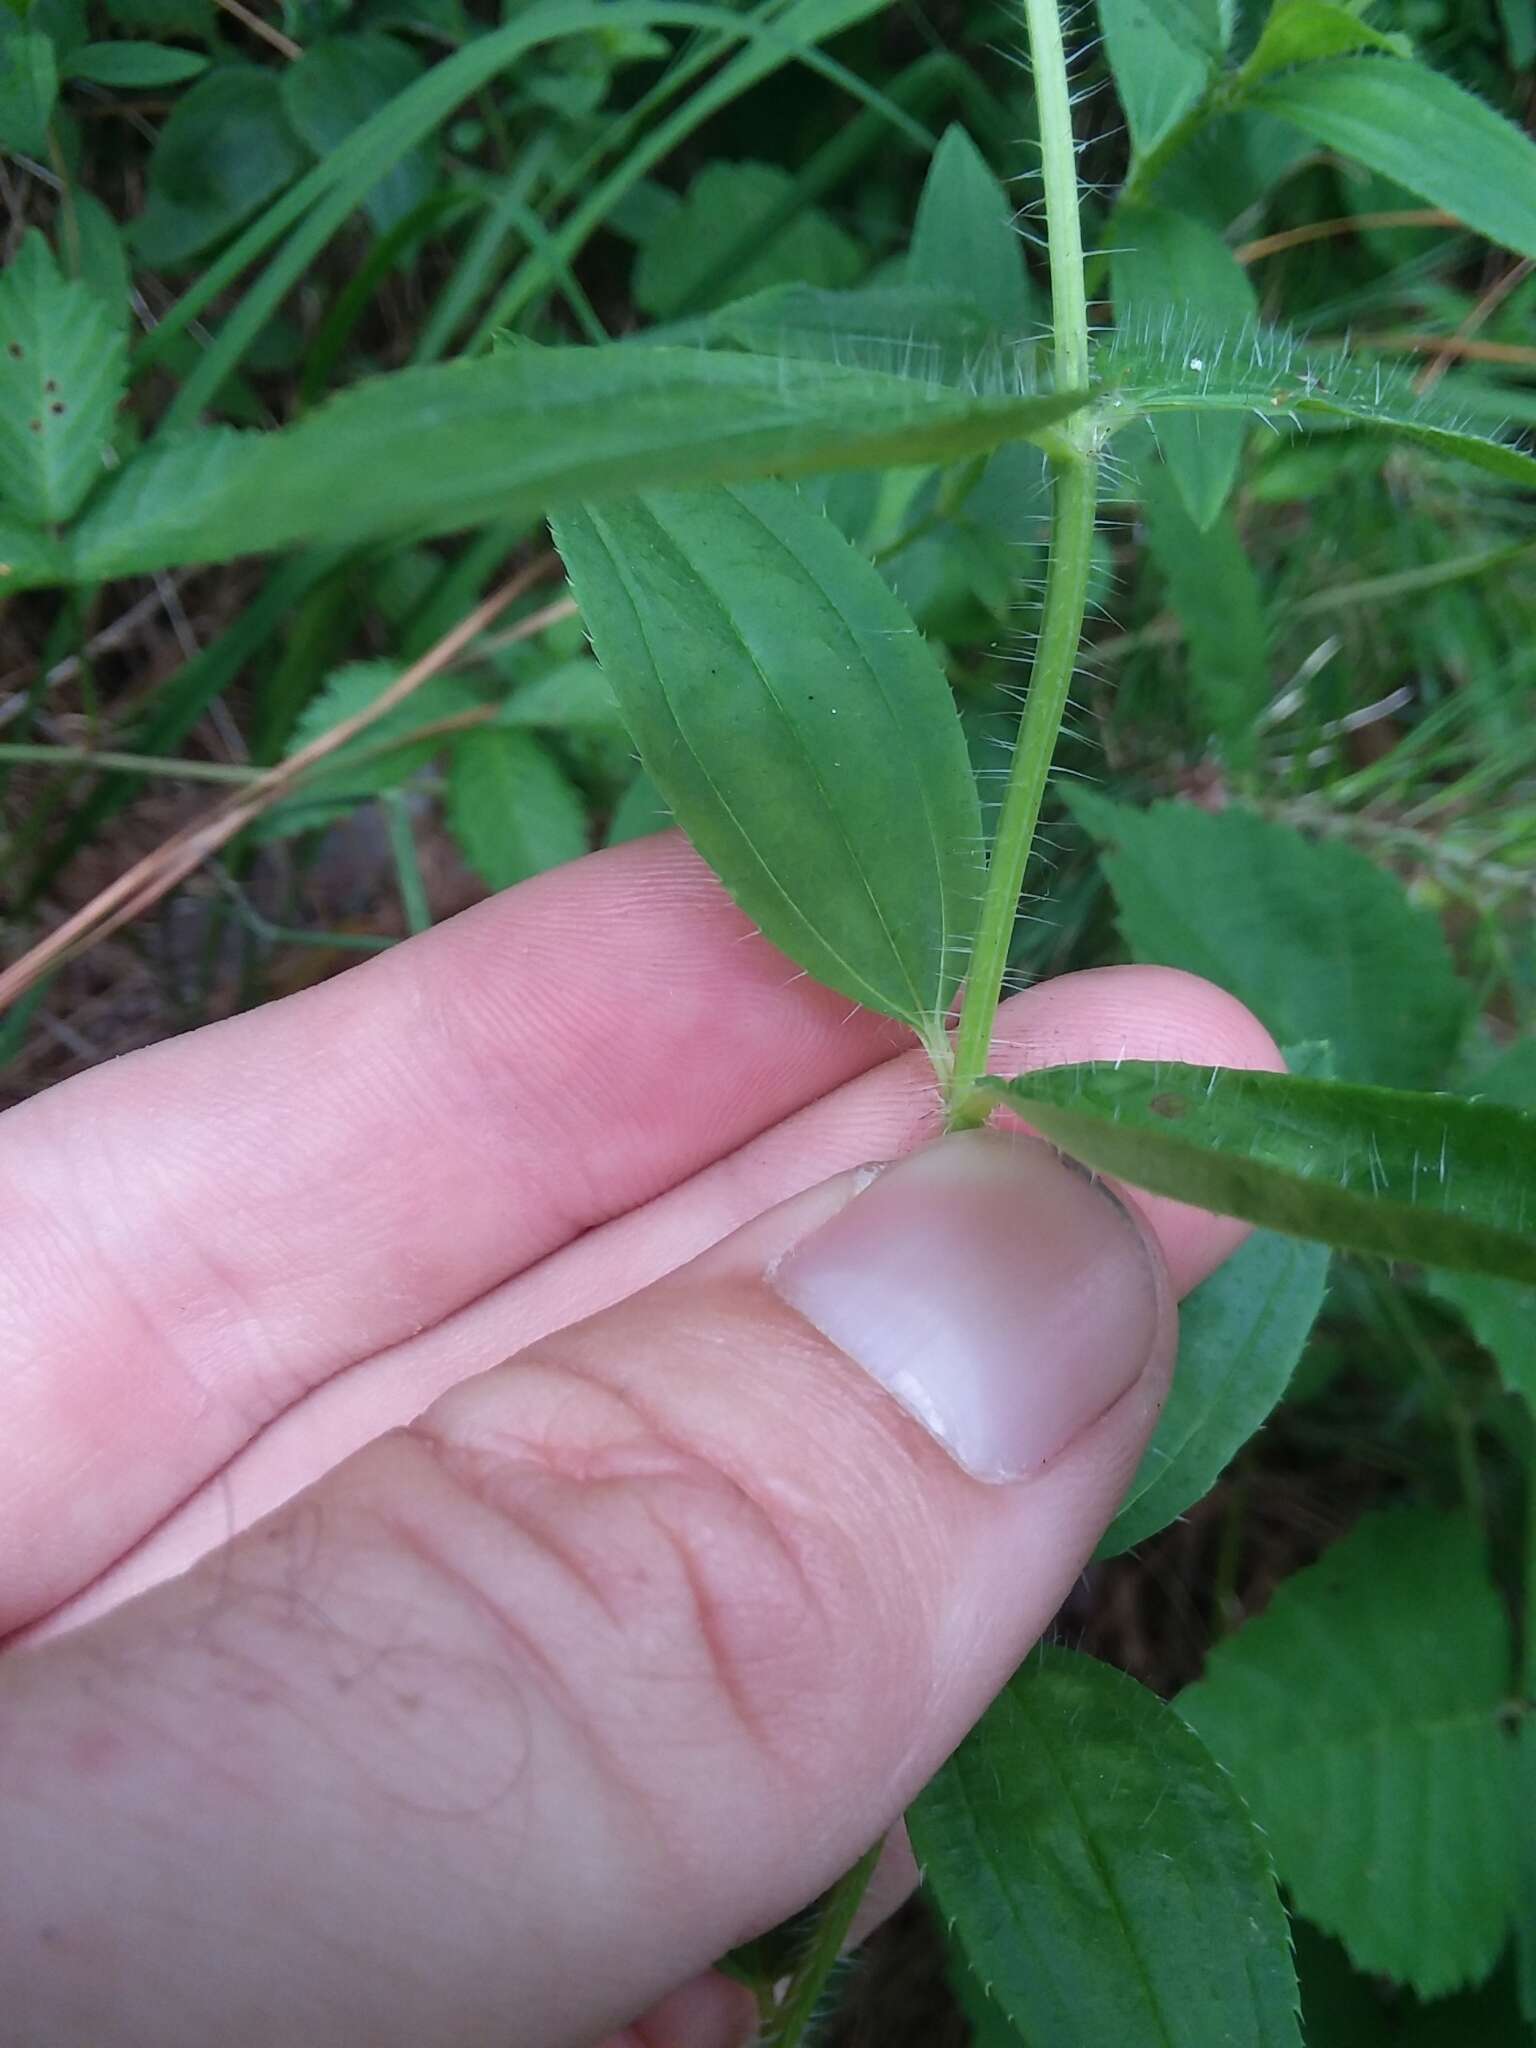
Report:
0,836,1277,2048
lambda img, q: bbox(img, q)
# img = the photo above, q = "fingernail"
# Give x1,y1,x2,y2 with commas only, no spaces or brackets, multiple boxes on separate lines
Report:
769,1130,1164,1480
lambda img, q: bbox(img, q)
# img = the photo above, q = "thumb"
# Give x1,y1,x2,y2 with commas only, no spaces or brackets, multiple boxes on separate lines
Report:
2,1131,1176,2048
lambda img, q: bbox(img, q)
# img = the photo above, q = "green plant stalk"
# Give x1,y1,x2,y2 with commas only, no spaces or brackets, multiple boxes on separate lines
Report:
384,792,432,937
758,1840,881,2046
948,0,1095,1124
0,742,257,785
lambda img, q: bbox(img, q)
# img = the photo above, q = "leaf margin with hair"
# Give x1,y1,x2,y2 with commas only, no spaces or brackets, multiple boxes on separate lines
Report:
1095,320,1536,487
910,1646,1301,2048
553,478,982,1037
976,1062,1536,1283
68,346,1089,583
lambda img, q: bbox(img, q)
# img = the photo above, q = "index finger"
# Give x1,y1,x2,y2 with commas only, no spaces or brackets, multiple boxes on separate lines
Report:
0,835,904,1632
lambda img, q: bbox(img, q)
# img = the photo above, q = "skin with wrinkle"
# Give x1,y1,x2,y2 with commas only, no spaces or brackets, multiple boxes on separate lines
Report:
0,839,1277,2048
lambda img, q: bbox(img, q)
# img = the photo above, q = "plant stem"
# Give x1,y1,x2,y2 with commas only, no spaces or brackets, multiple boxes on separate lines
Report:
949,0,1096,1122
384,792,432,937
1027,0,1088,396
759,1841,881,2047
0,741,258,785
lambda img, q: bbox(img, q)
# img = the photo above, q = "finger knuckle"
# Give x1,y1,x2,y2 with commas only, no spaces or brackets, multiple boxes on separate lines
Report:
397,1341,897,1808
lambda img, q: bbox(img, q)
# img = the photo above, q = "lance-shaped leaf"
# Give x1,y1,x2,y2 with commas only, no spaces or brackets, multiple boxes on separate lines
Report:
70,344,1087,583
1097,321,1536,487
1098,1227,1329,1558
977,1062,1536,1282
1249,55,1536,264
1098,0,1212,161
709,279,1003,369
910,1648,1300,2048
554,481,981,1035
910,124,1035,333
1097,1041,1334,1557
1431,1038,1536,1407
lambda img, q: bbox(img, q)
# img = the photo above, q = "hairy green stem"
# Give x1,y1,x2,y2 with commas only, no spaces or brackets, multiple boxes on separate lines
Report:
949,455,1095,1116
1027,0,1088,394
948,0,1096,1122
759,1841,881,2047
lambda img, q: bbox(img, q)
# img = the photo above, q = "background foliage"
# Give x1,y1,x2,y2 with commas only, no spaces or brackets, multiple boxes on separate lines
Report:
0,0,1533,2039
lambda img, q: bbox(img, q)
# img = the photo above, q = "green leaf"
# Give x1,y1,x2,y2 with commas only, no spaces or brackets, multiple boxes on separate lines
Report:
1434,1263,1535,1403
260,660,480,837
20,0,88,61
1133,454,1268,762
910,124,1033,334
1249,56,1536,264
0,231,125,523
1294,1925,1534,2045
554,480,982,1035
70,345,1090,583
1067,795,1468,1088
1162,0,1230,53
708,279,1007,376
1148,107,1314,227
1113,207,1257,525
132,65,307,270
280,34,431,235
1180,1509,1516,1997
64,40,208,85
1098,320,1536,488
947,1960,1024,2048
499,659,620,732
1098,1229,1329,1557
1432,1038,1536,1406
634,161,862,320
446,728,588,891
1240,0,1410,79
68,191,131,328
0,31,58,155
978,1061,1536,1283
1098,0,1211,160
910,1648,1299,2048
0,514,71,588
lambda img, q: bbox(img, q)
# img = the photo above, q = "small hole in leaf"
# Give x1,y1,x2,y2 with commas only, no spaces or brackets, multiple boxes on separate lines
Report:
27,419,41,434
44,377,57,393
6,342,21,360
1149,1092,1189,1120
49,401,64,415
